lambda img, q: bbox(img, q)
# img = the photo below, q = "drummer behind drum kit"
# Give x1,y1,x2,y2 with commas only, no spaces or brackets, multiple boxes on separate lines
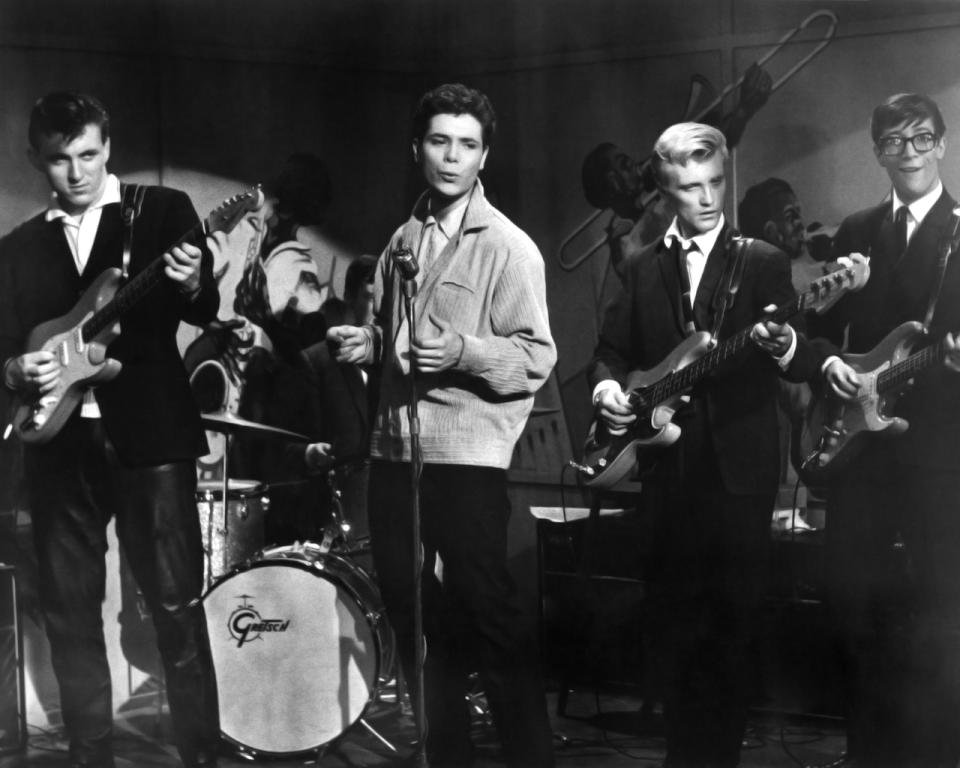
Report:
196,409,396,760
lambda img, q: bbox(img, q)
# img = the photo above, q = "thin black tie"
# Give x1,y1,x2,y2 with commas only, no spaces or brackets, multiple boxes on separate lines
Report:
895,204,909,252
675,239,697,335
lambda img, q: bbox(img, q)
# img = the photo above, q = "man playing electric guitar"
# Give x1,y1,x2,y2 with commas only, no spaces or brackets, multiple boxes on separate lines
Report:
0,92,221,768
807,93,960,768
587,122,820,768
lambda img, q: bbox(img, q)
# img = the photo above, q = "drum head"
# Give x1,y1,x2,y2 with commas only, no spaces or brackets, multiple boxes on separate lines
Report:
203,559,379,755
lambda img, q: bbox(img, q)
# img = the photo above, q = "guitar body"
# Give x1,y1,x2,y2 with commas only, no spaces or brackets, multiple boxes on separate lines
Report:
9,186,264,446
798,321,922,485
581,332,712,491
13,269,124,444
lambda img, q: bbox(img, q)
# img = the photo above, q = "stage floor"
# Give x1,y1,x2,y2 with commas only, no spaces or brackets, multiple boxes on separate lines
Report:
0,687,846,768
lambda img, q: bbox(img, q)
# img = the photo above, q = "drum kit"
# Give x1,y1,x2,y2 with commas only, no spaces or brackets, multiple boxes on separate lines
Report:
197,410,395,760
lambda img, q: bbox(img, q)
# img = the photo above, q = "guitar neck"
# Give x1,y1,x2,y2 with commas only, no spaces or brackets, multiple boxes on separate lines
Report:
877,338,945,393
645,293,805,407
81,220,206,341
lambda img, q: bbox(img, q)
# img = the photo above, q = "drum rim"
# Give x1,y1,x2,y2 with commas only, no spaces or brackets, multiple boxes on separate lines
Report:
196,478,265,497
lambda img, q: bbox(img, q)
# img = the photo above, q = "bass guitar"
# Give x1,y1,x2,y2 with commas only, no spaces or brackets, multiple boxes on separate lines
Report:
576,255,869,491
12,186,265,445
798,321,953,485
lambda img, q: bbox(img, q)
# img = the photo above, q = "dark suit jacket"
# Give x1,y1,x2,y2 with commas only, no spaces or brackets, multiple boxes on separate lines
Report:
301,340,372,464
809,189,960,470
0,185,218,468
588,225,819,495
232,338,372,541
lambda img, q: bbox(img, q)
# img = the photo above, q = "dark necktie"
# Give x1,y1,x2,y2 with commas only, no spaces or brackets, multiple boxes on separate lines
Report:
674,239,697,334
894,205,909,252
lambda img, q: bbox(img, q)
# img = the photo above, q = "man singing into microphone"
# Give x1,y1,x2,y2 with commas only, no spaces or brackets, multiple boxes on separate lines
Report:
327,83,556,767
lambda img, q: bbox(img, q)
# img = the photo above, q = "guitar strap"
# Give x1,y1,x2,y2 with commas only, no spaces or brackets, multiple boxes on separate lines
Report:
708,232,749,343
119,183,146,280
923,228,955,331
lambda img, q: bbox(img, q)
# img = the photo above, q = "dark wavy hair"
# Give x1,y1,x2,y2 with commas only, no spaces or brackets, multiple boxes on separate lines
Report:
871,93,945,145
411,83,496,147
29,91,110,149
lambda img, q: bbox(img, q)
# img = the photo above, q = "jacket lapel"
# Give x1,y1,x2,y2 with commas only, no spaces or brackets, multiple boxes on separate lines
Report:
655,239,688,336
693,226,730,331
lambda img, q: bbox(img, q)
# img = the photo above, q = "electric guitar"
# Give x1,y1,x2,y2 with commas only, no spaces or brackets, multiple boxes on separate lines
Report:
11,186,265,445
576,256,870,491
798,321,954,485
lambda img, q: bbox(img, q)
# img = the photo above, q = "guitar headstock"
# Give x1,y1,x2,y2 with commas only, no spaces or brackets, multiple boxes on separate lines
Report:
204,186,266,236
809,252,870,314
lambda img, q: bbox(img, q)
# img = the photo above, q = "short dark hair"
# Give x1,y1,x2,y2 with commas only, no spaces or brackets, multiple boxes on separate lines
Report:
411,83,496,147
29,91,110,150
738,177,795,239
344,255,377,301
871,93,946,145
581,142,618,209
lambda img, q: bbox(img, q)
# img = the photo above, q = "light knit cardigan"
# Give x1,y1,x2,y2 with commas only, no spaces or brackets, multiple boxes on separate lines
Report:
358,183,556,469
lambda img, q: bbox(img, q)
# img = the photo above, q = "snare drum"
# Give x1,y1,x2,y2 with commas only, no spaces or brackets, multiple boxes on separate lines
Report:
196,479,268,584
202,542,394,757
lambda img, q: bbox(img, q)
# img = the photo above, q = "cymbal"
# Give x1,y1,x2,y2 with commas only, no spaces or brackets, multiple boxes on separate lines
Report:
200,411,310,441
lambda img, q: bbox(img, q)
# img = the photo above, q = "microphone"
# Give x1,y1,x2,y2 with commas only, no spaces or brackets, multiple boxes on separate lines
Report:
392,244,419,281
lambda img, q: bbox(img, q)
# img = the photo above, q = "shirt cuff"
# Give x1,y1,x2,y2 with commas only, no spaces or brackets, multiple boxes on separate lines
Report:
773,326,798,370
591,379,621,405
821,355,842,375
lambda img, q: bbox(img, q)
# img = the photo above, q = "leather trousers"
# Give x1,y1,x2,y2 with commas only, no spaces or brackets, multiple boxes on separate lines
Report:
26,418,219,767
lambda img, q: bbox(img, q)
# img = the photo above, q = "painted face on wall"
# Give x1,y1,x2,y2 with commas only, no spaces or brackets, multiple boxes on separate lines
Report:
874,117,945,204
659,152,726,237
262,244,325,317
29,123,110,216
767,191,806,260
413,112,488,206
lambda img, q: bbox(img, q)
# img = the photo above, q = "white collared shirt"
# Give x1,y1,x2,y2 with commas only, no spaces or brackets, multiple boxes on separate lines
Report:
45,174,121,417
662,214,725,299
419,192,470,273
45,174,122,275
892,180,942,245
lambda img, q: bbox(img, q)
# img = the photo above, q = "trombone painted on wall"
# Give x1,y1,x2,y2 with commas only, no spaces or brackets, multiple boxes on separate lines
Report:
557,9,838,272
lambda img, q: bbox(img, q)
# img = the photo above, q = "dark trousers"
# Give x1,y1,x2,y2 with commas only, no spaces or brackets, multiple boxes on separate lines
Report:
825,451,960,768
369,460,555,768
26,418,219,767
640,411,773,768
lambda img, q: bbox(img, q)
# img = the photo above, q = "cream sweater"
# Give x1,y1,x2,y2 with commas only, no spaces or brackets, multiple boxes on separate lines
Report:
362,183,556,468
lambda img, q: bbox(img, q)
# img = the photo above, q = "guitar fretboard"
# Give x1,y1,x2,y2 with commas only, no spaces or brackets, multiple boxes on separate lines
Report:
637,265,857,411
877,338,945,393
80,221,206,342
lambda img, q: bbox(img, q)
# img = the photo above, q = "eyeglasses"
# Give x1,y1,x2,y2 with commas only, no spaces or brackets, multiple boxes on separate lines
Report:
877,132,940,156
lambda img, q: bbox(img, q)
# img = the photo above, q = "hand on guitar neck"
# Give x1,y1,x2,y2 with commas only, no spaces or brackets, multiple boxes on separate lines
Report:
162,242,205,298
4,240,204,404
826,330,960,401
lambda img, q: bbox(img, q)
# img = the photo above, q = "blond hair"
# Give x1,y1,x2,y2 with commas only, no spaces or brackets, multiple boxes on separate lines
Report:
651,122,728,184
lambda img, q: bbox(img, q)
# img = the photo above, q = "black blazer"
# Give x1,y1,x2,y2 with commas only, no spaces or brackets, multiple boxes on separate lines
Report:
588,225,819,495
809,189,960,470
0,185,219,467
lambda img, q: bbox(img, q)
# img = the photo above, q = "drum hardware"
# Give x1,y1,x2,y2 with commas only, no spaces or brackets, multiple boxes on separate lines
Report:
196,479,268,585
198,401,310,588
202,542,397,758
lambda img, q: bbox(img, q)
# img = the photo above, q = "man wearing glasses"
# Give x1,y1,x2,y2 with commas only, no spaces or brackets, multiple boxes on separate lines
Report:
809,93,960,767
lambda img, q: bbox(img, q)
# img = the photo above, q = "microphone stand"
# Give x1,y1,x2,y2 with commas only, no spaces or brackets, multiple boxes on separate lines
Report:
402,274,428,768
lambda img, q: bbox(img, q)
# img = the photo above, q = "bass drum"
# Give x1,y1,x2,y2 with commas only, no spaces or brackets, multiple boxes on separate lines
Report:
202,542,394,757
